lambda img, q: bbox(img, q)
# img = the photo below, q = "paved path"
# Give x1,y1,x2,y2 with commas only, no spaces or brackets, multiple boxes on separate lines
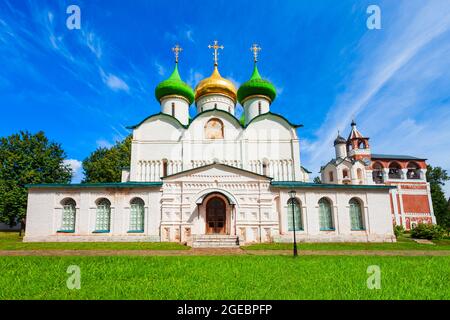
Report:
1,249,450,256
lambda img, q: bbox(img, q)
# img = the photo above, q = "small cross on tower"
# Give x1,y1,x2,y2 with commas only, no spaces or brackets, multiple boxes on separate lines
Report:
250,43,261,63
208,40,224,66
172,44,183,63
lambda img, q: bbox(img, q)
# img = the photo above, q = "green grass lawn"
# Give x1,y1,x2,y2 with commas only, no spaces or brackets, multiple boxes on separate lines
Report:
2,231,450,251
0,232,189,250
242,236,450,251
0,255,449,299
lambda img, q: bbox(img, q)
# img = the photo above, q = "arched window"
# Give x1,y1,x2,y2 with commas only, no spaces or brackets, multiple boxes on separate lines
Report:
407,162,421,179
162,159,168,177
60,198,76,232
343,169,349,179
171,102,175,117
318,198,334,230
372,162,384,184
349,198,364,230
262,159,269,176
205,118,224,139
388,162,402,179
358,140,365,149
95,198,111,232
329,171,334,182
129,198,145,232
258,102,262,115
287,198,303,231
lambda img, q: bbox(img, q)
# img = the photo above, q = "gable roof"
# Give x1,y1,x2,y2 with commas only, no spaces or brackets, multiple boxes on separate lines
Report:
319,157,366,172
371,154,427,161
271,181,395,190
126,112,186,129
245,111,303,129
127,108,303,131
162,161,272,180
26,182,163,189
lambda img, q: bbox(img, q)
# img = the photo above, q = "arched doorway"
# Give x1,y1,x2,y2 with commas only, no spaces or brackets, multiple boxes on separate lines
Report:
206,197,226,234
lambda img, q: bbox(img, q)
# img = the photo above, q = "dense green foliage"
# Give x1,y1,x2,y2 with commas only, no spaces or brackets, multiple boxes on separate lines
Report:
0,131,71,226
411,223,446,240
426,165,450,229
393,225,405,238
82,136,132,183
0,255,449,299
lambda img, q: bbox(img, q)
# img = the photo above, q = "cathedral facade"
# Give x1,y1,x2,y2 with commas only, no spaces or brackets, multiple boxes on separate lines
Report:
24,43,434,246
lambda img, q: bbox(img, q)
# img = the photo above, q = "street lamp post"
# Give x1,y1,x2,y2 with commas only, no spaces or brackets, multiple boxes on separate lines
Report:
288,190,298,257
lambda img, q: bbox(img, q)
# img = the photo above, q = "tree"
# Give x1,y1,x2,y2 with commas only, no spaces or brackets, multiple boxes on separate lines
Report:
313,176,322,184
0,131,72,229
426,165,450,230
82,135,131,183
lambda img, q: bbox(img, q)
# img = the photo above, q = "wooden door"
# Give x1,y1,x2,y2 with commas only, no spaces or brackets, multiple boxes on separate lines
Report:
206,197,226,234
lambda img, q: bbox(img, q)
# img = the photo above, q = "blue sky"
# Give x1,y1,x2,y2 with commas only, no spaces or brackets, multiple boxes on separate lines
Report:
1,0,450,196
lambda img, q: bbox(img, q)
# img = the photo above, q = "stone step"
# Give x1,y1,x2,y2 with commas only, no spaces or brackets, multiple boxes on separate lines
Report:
192,242,239,248
192,235,240,248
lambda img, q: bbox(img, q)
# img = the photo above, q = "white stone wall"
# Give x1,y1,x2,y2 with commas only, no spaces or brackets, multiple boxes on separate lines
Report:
24,161,394,243
196,94,236,114
243,96,270,124
24,187,162,242
273,188,395,243
130,110,302,182
160,96,190,126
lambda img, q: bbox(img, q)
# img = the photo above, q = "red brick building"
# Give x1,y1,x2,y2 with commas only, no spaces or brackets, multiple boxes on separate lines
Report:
321,121,435,230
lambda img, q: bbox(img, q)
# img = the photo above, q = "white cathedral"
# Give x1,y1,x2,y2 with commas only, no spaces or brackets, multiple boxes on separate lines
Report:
25,42,430,246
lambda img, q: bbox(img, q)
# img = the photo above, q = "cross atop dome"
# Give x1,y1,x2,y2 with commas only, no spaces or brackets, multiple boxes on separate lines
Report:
208,40,224,66
250,44,261,63
172,44,183,63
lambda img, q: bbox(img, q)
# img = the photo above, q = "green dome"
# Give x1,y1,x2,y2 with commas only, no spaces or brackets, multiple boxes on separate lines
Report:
237,64,277,104
155,64,194,105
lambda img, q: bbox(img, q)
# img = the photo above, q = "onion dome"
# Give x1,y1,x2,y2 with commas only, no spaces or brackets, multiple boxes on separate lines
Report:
155,63,194,105
194,66,237,103
334,134,347,146
237,64,276,105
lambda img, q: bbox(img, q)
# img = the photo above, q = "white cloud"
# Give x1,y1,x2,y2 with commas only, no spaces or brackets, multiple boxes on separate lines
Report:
99,68,130,92
186,29,194,43
84,31,103,59
301,1,450,198
186,68,204,87
96,139,113,149
47,11,54,24
155,61,165,76
64,159,84,183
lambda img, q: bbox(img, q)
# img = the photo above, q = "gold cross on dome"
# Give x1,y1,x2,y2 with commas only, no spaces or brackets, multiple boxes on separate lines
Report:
250,44,261,62
208,40,224,66
172,44,183,63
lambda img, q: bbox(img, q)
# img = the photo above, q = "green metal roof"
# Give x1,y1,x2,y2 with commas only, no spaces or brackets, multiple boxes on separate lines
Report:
237,64,277,104
162,161,272,180
127,108,302,130
371,154,426,161
271,181,395,190
26,182,163,189
126,112,186,129
155,63,195,104
301,166,312,174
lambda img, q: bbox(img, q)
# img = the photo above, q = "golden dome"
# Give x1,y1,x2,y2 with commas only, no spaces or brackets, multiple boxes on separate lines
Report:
194,66,237,103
